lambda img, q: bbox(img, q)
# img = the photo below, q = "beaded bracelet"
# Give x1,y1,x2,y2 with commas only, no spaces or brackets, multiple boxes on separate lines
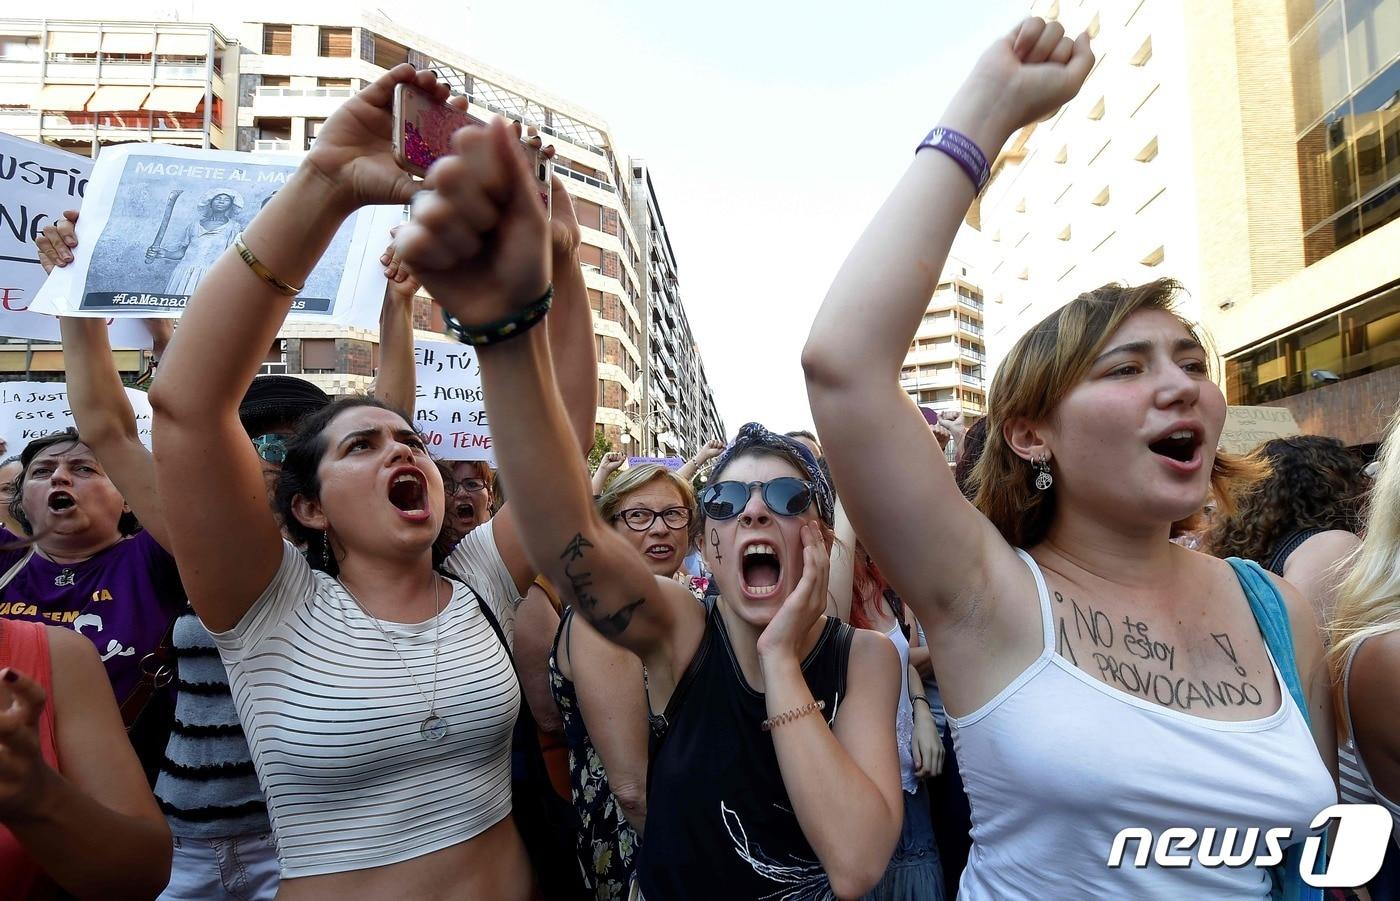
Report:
761,699,826,732
442,285,554,348
916,127,991,194
234,233,302,297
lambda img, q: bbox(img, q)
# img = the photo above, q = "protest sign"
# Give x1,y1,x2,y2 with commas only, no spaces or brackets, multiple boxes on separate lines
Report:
0,381,152,455
627,456,685,470
0,133,149,347
412,339,493,463
32,144,401,330
1220,405,1301,455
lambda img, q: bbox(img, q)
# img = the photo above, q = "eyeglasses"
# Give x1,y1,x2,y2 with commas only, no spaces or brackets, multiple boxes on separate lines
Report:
251,433,290,465
613,506,692,532
453,478,489,494
698,478,813,521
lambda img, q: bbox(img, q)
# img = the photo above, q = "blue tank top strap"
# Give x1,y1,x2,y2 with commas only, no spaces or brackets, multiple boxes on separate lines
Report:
1225,556,1326,901
1014,549,1055,653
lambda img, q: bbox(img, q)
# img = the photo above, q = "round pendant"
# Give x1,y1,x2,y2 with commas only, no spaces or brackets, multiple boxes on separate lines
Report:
1034,470,1053,491
420,714,448,742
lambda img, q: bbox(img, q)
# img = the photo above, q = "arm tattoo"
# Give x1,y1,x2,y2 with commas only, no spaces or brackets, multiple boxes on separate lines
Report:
560,531,646,637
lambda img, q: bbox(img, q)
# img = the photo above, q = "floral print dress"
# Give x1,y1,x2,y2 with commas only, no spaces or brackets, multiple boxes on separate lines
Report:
549,608,642,900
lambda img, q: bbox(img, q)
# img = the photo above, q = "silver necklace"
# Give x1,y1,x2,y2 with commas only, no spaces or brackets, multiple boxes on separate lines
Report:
340,572,448,743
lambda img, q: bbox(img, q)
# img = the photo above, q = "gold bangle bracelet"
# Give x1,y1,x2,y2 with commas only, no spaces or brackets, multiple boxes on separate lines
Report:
234,233,303,297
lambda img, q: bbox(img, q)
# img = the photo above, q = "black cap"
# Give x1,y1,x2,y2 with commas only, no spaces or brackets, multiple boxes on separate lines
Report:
238,376,331,432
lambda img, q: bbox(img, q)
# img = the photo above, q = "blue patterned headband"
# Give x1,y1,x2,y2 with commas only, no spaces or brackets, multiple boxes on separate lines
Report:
711,422,835,526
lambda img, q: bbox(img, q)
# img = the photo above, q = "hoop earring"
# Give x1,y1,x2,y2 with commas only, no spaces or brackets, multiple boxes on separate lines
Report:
1033,455,1053,492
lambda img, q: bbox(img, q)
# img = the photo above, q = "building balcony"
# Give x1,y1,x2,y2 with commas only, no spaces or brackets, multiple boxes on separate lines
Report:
958,295,985,314
961,374,984,388
251,85,354,119
557,165,614,194
254,138,294,151
960,347,987,364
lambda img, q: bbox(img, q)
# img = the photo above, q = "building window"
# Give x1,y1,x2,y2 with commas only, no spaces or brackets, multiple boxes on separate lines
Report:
257,117,291,141
319,27,352,58
574,198,603,231
1225,284,1399,405
371,34,409,69
317,77,352,87
306,118,326,151
262,74,290,88
262,24,291,56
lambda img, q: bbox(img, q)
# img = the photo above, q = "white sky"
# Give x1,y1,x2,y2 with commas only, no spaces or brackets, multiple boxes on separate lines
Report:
66,0,1024,434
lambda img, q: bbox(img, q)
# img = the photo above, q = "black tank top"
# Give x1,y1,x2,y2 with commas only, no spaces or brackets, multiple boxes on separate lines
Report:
637,600,854,899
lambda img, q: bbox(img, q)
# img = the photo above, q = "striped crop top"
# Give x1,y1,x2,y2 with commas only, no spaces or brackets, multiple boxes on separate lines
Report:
212,522,523,879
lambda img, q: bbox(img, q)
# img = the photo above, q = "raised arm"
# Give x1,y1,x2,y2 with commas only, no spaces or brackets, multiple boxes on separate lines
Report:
398,119,701,667
802,19,1092,624
483,172,603,595
676,439,723,483
372,228,421,416
590,451,626,495
37,212,170,551
150,66,455,633
0,628,171,899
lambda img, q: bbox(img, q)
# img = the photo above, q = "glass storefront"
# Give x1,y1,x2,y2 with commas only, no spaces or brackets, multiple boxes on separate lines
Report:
1225,284,1400,403
1290,0,1400,263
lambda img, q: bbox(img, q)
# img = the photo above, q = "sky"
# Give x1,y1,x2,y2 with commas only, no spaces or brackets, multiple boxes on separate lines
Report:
67,0,1025,434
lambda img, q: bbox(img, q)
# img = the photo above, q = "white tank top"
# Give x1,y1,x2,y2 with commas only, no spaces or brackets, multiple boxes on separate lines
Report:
884,622,917,793
948,550,1335,900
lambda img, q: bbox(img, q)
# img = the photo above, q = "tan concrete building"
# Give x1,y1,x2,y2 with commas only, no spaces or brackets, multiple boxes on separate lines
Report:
900,248,989,421
978,0,1398,446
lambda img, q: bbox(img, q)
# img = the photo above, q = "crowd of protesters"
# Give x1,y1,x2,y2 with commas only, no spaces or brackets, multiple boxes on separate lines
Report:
1,16,1397,901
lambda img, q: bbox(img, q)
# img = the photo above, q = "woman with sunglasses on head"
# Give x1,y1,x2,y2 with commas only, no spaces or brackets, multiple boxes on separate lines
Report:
146,66,598,900
804,19,1336,899
396,122,904,900
548,463,700,899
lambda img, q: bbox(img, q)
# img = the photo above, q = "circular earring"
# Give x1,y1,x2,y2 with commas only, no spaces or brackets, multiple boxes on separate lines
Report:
1034,455,1053,491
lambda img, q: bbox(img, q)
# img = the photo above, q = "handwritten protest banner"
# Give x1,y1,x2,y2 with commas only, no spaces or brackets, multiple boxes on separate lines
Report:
627,456,685,470
0,134,149,347
1220,405,1301,455
32,144,401,331
413,339,493,463
0,381,152,456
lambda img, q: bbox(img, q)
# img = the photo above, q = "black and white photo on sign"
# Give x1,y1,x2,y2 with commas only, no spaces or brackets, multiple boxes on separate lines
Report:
31,143,400,330
0,133,149,346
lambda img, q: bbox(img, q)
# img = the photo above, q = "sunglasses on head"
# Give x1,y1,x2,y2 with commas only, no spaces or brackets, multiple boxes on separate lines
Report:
251,433,290,465
699,477,814,521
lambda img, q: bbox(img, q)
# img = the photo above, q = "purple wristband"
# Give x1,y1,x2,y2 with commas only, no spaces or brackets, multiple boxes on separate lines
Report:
916,127,990,194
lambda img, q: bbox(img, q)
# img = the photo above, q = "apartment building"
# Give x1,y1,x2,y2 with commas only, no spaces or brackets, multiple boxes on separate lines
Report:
977,0,1398,445
900,247,989,422
630,163,726,457
0,14,726,453
0,18,236,155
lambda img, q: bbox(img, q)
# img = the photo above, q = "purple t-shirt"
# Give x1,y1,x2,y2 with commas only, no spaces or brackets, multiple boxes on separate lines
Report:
0,528,184,704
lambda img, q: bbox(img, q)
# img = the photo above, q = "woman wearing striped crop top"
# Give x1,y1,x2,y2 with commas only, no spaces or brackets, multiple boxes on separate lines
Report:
1330,412,1400,848
806,18,1337,900
147,66,599,899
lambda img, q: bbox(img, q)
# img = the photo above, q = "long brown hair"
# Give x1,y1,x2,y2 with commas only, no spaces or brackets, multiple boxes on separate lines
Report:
968,279,1266,548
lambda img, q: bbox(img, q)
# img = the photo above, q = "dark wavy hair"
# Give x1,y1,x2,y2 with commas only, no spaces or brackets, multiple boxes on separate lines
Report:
273,397,456,575
1205,435,1369,563
9,430,140,537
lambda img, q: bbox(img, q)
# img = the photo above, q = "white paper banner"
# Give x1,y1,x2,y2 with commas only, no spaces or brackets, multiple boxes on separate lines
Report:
0,380,153,456
31,144,401,331
0,133,150,347
413,338,493,463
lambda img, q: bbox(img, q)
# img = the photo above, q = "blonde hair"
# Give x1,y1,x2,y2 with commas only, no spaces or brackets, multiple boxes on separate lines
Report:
968,278,1267,548
597,464,701,545
1328,407,1400,702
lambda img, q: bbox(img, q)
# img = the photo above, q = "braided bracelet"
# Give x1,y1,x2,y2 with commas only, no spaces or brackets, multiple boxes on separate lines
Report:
442,285,554,348
761,699,826,732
